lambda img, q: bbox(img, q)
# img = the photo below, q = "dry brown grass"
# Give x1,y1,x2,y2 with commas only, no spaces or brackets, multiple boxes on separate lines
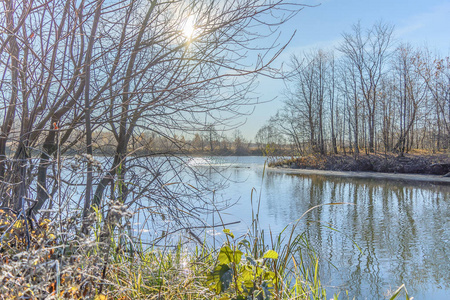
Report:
270,153,450,175
0,208,216,300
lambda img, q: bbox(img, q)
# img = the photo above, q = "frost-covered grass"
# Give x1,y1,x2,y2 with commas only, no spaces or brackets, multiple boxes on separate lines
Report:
0,204,412,300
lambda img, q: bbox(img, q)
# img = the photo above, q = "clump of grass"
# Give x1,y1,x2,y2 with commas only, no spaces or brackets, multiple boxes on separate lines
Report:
198,162,330,300
0,205,217,299
1,201,327,299
0,210,102,299
99,239,217,299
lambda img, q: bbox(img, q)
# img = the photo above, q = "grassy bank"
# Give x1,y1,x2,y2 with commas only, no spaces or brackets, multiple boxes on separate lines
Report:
269,153,450,175
0,207,413,299
0,211,326,299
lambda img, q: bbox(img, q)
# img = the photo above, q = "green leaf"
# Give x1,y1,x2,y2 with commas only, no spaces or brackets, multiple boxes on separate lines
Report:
223,228,235,239
255,266,263,277
220,268,233,292
207,264,233,294
238,270,254,292
239,265,254,283
263,271,276,282
218,246,242,265
263,250,278,260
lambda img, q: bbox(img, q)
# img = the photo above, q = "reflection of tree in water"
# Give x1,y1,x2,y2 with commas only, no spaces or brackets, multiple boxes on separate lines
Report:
263,173,314,228
272,175,450,299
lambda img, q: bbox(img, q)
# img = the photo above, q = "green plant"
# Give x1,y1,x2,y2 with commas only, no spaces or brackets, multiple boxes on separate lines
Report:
204,161,334,300
207,229,280,300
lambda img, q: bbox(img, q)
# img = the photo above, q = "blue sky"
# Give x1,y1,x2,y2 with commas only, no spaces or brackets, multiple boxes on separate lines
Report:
238,0,450,140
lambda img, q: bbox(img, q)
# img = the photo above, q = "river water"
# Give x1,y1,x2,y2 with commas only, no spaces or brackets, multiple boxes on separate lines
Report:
189,156,450,299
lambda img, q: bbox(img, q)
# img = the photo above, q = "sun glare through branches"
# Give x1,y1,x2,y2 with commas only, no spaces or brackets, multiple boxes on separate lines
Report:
182,15,196,40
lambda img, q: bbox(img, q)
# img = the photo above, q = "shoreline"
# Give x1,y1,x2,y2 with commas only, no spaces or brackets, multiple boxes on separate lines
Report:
267,167,450,185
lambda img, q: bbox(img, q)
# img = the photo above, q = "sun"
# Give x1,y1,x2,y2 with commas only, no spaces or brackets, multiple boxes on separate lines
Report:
182,15,196,40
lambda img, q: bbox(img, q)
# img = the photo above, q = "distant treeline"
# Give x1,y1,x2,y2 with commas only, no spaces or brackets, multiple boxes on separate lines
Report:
11,129,290,156
255,22,450,156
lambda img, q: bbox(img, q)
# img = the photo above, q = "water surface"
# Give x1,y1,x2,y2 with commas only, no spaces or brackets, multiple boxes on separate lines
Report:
194,156,450,299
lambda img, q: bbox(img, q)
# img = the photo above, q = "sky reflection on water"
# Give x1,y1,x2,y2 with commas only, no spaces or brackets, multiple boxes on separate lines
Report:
196,156,450,299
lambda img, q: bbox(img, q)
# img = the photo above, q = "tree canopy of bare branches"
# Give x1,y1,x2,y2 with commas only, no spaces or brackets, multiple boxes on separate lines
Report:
0,0,304,238
258,21,449,157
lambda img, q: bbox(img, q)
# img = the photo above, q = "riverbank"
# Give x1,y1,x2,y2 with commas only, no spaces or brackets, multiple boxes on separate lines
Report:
268,153,450,185
269,153,449,174
268,166,450,185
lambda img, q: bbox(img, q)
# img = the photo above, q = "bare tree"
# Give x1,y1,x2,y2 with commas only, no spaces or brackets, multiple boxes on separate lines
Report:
338,21,394,153
0,0,305,238
338,59,362,154
282,49,335,155
257,24,447,158
390,44,428,155
328,52,338,154
416,50,450,150
255,123,285,155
